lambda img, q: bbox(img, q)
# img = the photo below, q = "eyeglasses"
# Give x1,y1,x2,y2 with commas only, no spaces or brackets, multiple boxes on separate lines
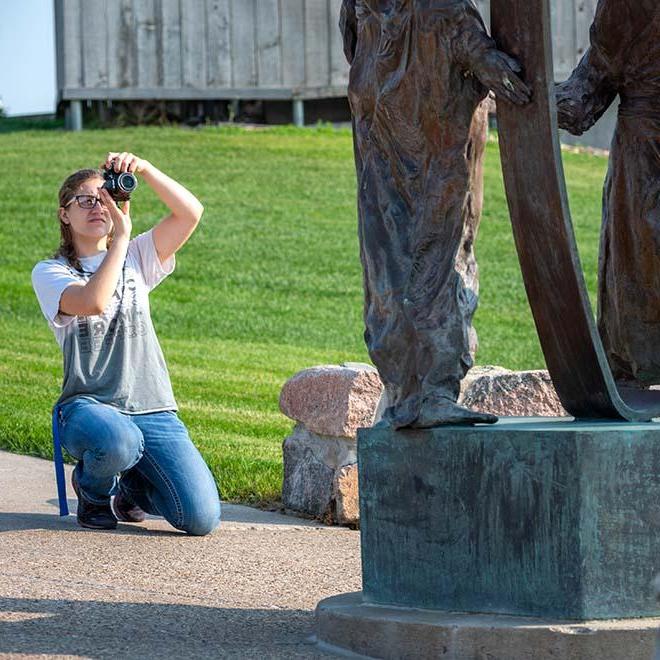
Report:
64,195,104,210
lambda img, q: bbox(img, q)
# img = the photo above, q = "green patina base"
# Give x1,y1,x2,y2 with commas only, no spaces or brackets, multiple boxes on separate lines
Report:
358,418,660,620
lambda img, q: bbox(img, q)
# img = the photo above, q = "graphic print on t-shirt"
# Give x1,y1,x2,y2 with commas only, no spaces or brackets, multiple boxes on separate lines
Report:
76,271,147,354
32,230,178,412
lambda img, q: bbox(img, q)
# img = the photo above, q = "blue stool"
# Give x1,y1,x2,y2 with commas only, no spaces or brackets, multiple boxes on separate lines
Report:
52,405,69,516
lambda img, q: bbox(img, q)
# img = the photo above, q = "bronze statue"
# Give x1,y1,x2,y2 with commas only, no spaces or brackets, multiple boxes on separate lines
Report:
340,0,530,429
557,0,660,386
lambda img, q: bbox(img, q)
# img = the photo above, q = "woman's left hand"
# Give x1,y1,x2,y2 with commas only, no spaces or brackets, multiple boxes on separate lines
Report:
102,152,151,175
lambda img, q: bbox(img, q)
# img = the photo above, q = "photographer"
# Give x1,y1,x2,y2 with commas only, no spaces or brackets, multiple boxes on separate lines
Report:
31,152,221,534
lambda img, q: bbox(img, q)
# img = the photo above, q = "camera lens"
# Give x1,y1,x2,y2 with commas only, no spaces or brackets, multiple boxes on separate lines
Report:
117,172,138,193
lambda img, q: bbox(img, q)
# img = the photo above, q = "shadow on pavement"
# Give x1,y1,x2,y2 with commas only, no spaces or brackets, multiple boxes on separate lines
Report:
0,597,330,659
0,512,184,537
41,497,327,528
0,505,334,535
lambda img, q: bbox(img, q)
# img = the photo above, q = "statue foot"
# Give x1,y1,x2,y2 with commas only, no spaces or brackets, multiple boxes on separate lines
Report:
410,400,498,428
383,403,420,430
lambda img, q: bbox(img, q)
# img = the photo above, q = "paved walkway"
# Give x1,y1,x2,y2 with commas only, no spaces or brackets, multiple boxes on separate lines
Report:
0,451,362,659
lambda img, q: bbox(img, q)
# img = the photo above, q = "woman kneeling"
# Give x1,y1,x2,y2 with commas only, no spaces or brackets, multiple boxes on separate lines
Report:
32,152,221,535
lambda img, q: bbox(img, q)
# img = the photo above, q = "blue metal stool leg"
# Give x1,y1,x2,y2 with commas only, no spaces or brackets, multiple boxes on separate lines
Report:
52,406,69,516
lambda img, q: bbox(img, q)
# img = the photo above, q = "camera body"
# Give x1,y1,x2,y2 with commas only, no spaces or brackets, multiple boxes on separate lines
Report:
102,166,138,202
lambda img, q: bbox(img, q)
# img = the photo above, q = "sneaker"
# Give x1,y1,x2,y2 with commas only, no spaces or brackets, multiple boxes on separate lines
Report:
71,469,117,530
111,489,146,523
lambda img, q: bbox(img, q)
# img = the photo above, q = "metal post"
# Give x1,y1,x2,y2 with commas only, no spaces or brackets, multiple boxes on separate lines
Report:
229,99,240,122
97,100,109,126
69,100,83,131
293,99,305,127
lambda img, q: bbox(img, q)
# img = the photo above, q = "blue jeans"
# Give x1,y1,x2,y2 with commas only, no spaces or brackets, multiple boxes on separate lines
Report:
57,397,221,536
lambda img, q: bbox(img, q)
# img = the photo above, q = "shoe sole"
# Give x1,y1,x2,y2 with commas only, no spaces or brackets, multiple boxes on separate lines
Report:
76,518,117,530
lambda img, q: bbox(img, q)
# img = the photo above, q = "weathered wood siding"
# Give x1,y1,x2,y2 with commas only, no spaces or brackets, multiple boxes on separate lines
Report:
475,0,599,80
56,0,598,101
56,0,349,100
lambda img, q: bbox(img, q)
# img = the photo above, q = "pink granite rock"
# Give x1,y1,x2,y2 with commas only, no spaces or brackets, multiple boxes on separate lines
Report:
282,425,357,522
280,364,384,438
460,366,567,417
280,364,568,526
333,465,359,528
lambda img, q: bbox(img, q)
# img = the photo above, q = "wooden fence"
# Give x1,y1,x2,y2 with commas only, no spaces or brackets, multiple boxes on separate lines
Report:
56,0,609,141
56,0,601,102
55,0,349,102
475,0,599,80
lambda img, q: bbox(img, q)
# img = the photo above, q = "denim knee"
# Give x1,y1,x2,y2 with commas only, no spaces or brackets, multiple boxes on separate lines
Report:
82,416,144,475
181,498,221,536
60,400,145,475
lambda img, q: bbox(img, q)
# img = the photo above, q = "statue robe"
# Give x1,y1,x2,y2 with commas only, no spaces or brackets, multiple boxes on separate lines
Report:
341,0,496,427
558,0,660,383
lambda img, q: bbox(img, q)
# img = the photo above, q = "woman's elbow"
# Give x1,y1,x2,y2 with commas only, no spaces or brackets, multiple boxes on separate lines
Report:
59,300,104,318
180,203,203,227
192,202,204,223
60,285,105,317
88,302,106,316
71,297,105,317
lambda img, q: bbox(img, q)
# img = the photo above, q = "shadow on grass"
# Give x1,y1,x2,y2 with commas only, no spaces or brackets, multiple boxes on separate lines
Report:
0,597,328,659
0,117,65,133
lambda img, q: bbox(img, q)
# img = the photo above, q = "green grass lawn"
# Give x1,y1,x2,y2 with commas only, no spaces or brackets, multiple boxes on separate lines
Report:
0,120,608,504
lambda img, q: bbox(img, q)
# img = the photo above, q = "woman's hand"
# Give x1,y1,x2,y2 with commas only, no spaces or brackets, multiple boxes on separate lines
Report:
99,189,132,242
102,151,151,175
99,152,204,263
60,189,132,317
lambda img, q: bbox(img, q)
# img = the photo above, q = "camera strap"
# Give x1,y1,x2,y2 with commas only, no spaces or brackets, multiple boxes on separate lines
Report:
52,405,69,517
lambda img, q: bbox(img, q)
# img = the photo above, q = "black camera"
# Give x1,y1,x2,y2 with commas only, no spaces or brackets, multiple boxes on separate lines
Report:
102,165,138,202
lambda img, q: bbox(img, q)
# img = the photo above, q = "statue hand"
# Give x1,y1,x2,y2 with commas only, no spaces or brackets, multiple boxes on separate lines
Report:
556,82,589,135
473,50,532,106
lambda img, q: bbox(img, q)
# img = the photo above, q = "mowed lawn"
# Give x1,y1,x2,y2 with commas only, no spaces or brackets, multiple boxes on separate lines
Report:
0,122,608,503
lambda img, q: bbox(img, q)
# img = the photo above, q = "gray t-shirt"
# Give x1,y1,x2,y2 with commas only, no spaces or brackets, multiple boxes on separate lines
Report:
32,230,177,413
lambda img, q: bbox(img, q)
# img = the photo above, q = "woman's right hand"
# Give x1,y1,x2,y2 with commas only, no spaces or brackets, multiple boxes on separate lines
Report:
60,190,133,317
100,188,132,242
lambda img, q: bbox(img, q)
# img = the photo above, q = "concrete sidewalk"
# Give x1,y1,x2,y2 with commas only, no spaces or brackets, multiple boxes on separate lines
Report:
0,450,362,659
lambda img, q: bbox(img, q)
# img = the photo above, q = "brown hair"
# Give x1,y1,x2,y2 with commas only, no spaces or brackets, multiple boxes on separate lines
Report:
54,169,111,271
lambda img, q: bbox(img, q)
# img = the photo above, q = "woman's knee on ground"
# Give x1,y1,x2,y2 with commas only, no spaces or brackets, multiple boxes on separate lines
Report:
180,496,221,536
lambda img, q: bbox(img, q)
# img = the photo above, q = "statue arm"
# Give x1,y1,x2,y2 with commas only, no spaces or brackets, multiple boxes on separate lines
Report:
339,0,358,65
555,42,617,136
451,7,496,72
452,7,531,106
